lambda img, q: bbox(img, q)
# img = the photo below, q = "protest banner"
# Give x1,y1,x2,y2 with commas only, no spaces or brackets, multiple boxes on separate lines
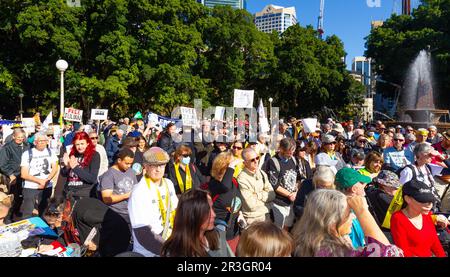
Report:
180,107,197,127
90,109,108,120
21,118,35,134
302,118,318,133
64,108,83,122
233,89,254,108
214,106,226,121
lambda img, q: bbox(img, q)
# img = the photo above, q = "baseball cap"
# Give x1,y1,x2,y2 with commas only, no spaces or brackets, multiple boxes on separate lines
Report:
373,170,401,189
351,148,365,160
393,133,404,140
402,179,438,203
322,134,336,144
335,168,371,190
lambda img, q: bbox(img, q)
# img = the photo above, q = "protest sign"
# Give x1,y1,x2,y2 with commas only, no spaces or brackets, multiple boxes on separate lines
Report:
302,118,318,133
180,107,197,126
214,106,226,121
21,118,35,134
90,109,108,120
233,89,254,108
64,108,83,122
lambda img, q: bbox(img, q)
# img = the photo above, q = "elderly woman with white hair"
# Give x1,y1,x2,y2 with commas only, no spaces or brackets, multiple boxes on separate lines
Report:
399,143,450,211
293,166,336,218
292,189,403,257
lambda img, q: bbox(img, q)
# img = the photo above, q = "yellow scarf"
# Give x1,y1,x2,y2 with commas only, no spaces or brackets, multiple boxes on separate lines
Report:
145,177,176,239
174,163,192,193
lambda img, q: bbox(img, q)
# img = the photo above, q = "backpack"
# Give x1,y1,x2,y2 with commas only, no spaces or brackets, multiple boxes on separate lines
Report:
262,155,297,174
27,147,52,164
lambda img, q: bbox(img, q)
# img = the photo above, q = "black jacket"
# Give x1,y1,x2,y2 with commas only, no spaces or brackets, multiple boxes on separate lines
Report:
166,162,205,195
0,140,29,177
208,168,242,240
61,151,100,199
157,131,175,155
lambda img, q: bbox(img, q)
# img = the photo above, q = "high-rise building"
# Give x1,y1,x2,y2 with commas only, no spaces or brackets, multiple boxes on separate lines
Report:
352,57,371,91
197,0,246,10
254,4,297,34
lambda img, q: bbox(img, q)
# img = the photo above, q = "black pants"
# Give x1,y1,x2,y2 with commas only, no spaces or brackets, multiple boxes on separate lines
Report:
20,187,53,219
7,177,23,222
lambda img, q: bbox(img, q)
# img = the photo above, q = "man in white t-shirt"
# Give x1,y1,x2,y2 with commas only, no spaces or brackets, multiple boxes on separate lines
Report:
128,147,178,257
20,133,58,219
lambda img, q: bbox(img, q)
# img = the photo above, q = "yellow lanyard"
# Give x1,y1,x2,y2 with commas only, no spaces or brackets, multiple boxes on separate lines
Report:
145,177,175,238
174,163,192,193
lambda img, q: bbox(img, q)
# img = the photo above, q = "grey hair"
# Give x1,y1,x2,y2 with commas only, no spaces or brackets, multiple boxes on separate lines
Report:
241,147,256,161
413,142,433,158
279,138,296,151
292,189,352,257
33,132,48,142
312,166,336,188
116,129,124,135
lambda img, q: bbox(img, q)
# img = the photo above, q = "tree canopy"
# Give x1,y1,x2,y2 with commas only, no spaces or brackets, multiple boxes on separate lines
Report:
0,0,364,121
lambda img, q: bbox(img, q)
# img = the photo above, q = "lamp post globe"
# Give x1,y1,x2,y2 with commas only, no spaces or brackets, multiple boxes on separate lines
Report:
56,59,68,72
56,59,68,127
18,93,24,121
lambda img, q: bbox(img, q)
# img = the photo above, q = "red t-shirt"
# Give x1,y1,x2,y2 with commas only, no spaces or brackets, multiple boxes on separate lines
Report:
391,211,446,257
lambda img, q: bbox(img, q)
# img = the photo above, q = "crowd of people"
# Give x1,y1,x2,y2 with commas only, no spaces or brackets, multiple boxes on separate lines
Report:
0,116,449,257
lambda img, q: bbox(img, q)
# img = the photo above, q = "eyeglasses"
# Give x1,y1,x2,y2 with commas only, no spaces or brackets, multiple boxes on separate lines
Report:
393,139,404,142
90,137,98,140
181,154,190,158
233,146,243,150
247,156,260,163
357,140,366,143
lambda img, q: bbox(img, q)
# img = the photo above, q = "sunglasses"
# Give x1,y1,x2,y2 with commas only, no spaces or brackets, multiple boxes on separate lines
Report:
247,156,260,163
393,139,404,142
357,140,366,143
181,154,190,158
90,137,98,140
233,146,243,150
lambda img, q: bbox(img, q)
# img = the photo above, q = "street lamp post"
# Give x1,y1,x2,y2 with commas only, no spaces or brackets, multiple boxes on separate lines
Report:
268,97,273,120
56,59,68,127
19,93,24,121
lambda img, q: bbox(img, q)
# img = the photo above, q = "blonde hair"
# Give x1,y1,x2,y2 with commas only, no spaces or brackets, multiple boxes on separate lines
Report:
210,152,233,181
292,189,352,257
237,221,293,257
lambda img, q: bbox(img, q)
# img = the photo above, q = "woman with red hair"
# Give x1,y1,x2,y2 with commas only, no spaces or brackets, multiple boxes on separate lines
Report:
61,132,100,199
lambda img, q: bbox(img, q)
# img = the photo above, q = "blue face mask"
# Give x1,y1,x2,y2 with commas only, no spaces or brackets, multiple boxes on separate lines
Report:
181,157,191,165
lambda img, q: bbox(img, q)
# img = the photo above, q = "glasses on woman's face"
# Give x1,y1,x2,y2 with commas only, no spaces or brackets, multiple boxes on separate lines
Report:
233,146,243,150
393,139,404,142
90,136,98,140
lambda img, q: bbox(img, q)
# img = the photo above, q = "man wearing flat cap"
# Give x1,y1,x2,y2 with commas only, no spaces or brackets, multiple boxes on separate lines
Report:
128,147,178,257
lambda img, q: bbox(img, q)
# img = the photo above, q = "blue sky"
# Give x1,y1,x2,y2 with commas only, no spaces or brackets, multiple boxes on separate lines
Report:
246,0,420,69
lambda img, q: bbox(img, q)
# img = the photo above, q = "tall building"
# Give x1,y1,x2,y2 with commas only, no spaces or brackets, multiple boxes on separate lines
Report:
254,4,297,34
197,0,246,10
352,57,372,95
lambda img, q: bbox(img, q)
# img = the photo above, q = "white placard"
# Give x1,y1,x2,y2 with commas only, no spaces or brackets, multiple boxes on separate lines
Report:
22,118,36,134
233,89,254,108
2,124,13,140
259,118,270,133
147,113,159,126
214,106,226,121
66,0,81,7
302,118,318,133
64,108,83,122
180,107,197,126
90,109,108,120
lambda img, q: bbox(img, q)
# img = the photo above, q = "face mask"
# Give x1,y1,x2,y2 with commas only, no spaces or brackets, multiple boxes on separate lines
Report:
181,157,191,165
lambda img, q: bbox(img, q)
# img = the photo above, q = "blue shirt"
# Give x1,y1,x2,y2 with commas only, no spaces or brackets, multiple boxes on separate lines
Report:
383,147,414,171
349,216,365,248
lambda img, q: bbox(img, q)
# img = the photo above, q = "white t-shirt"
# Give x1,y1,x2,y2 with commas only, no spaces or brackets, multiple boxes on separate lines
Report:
20,148,58,189
128,177,178,257
399,163,443,186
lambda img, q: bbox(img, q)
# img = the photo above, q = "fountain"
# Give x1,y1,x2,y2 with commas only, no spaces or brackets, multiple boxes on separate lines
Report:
388,49,450,131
